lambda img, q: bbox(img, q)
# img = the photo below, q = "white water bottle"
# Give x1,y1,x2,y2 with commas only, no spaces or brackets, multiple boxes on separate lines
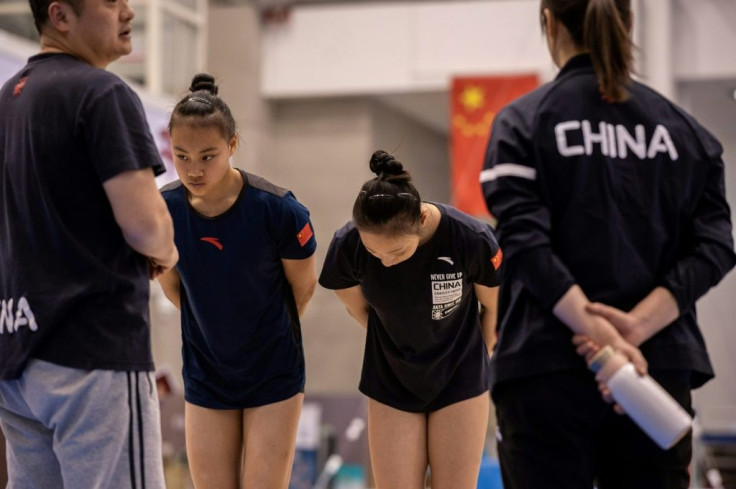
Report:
588,345,692,450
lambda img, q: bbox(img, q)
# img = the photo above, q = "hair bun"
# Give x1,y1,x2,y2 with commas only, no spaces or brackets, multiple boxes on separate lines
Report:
369,150,404,177
189,73,218,95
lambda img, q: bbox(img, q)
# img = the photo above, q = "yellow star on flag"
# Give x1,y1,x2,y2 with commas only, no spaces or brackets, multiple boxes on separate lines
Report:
460,86,485,111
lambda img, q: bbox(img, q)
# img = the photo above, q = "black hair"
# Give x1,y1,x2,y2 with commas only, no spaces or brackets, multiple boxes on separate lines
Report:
168,73,237,141
352,151,422,236
541,0,633,102
29,0,83,34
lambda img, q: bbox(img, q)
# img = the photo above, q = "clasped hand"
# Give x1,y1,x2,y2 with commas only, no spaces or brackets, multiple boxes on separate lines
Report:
573,303,647,414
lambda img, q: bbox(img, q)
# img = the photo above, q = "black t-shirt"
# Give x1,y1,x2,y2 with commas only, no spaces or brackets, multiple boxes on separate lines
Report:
319,203,502,412
0,53,165,379
481,54,736,388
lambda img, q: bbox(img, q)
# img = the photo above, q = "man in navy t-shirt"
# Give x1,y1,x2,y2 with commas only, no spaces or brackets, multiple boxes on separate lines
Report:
0,0,177,486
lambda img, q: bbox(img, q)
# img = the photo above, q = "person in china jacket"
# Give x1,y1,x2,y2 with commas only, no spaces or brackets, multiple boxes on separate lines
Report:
481,1,735,488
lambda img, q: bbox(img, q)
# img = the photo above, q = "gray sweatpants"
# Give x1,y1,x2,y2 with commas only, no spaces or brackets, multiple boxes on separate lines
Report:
0,359,165,489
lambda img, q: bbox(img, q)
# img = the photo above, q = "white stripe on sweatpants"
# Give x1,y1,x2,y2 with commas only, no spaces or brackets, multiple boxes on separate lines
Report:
0,359,165,489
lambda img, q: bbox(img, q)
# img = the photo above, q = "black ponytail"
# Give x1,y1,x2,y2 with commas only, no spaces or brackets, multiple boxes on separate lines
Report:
584,0,633,102
541,0,633,102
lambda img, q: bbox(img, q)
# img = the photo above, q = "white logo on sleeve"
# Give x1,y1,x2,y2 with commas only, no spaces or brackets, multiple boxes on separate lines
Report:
430,272,463,320
0,297,39,334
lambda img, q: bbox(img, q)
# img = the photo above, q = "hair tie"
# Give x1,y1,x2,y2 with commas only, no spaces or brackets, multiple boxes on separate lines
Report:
364,192,417,201
187,96,212,105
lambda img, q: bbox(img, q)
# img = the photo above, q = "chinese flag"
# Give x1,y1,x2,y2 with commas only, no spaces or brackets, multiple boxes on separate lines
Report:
451,75,538,216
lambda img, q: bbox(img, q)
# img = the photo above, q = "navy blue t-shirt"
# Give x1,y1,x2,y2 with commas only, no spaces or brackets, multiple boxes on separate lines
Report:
0,53,165,379
161,170,316,408
319,203,502,412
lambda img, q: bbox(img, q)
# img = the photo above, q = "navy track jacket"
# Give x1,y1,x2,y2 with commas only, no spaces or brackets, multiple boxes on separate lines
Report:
481,55,735,388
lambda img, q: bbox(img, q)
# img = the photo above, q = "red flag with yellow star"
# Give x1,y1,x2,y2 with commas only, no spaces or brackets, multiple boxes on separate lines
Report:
451,75,538,216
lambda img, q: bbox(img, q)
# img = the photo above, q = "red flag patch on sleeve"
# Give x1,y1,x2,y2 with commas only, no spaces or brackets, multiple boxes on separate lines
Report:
491,248,503,270
296,222,313,247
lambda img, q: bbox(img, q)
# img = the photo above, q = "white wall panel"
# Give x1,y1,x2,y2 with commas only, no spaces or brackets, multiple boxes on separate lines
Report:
261,0,550,97
673,0,736,81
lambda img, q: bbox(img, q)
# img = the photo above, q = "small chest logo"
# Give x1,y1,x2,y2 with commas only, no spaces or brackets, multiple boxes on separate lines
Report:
430,272,463,320
13,77,27,98
200,237,223,250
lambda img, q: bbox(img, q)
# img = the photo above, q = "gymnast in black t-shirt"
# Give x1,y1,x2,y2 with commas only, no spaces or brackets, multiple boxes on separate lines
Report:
320,150,502,489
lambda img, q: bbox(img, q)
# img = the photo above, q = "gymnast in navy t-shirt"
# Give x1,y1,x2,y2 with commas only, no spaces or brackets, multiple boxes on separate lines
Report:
157,74,317,488
319,150,501,489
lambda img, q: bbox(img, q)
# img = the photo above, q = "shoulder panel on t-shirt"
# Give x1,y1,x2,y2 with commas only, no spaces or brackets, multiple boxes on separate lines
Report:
160,179,183,194
245,172,290,198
